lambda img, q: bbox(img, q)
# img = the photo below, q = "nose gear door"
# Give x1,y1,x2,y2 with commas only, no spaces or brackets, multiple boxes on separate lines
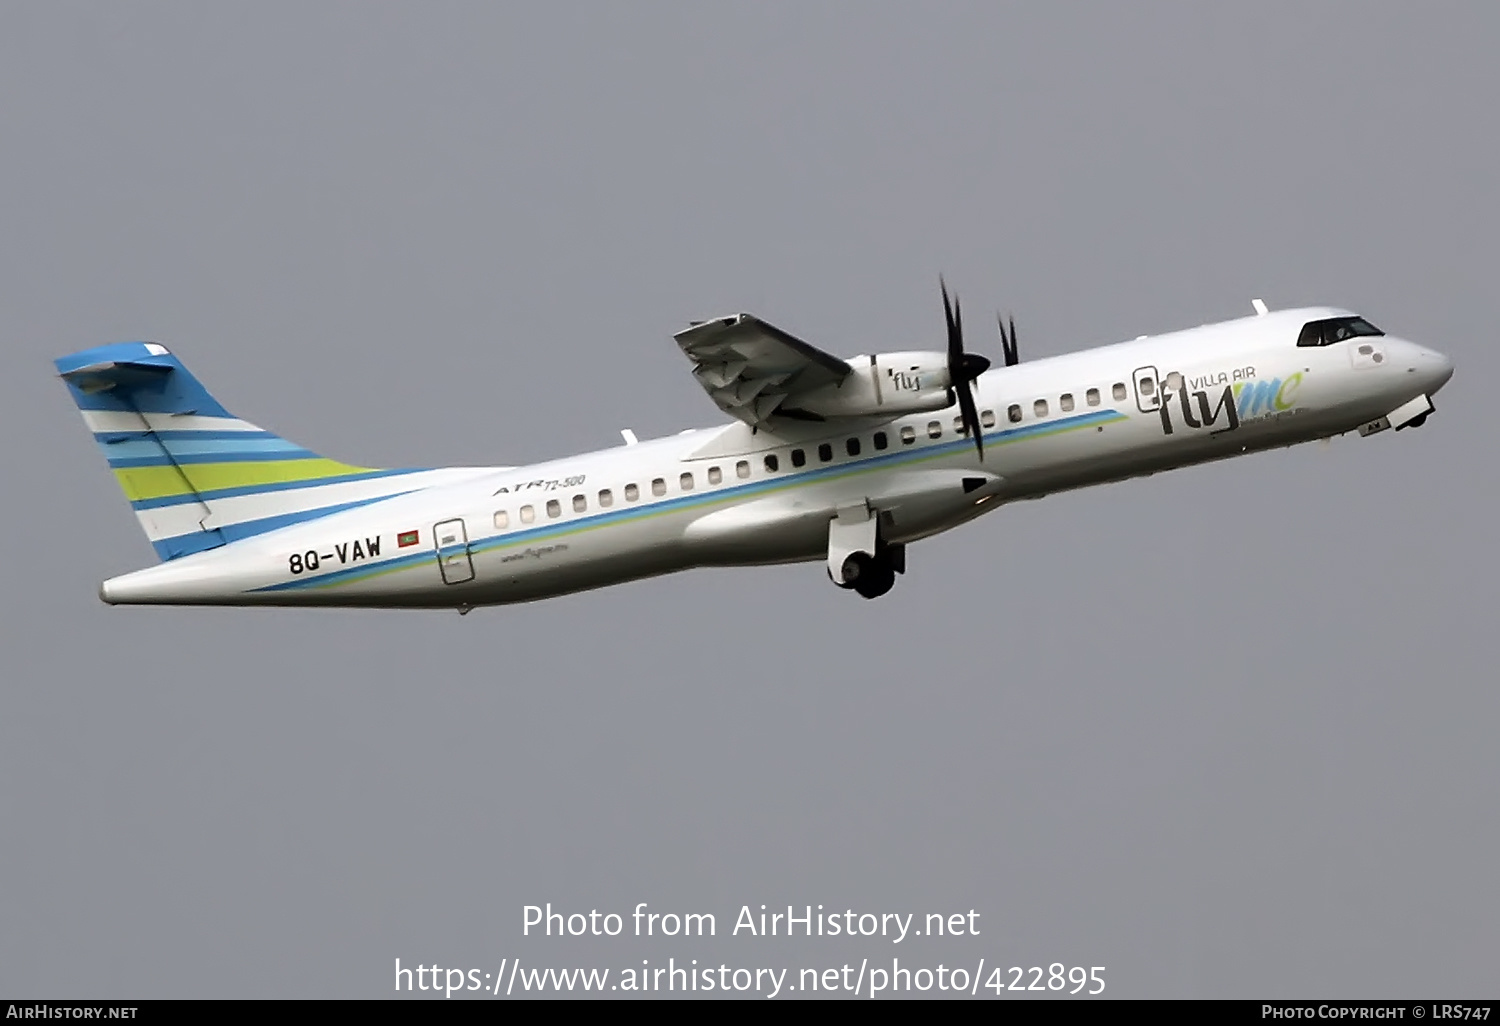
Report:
433,518,475,585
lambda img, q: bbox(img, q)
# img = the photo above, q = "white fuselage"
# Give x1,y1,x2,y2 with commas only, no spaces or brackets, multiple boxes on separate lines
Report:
98,307,1453,608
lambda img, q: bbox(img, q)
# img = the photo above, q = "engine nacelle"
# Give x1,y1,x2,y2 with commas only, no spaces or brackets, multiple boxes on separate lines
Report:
785,351,954,419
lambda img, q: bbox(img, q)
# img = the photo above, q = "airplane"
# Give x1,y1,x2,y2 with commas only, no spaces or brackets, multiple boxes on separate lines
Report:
56,287,1453,609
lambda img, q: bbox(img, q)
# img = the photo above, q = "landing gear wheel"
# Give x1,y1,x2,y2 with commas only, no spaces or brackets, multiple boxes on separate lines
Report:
853,556,896,599
839,552,870,588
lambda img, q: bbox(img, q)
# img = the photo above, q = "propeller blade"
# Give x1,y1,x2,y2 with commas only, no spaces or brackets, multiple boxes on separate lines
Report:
941,277,961,370
957,375,983,460
998,313,1020,367
940,277,985,460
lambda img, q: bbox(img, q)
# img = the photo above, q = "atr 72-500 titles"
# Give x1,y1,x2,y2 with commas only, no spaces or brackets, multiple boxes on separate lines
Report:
57,286,1452,608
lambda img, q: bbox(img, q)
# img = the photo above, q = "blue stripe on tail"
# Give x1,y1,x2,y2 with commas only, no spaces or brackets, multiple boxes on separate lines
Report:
57,342,421,562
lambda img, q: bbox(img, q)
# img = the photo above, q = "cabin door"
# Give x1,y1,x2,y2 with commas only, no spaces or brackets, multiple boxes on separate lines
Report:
433,518,475,585
1132,365,1162,414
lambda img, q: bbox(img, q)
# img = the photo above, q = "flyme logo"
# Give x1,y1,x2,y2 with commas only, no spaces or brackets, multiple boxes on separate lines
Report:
1234,374,1304,418
1157,372,1303,436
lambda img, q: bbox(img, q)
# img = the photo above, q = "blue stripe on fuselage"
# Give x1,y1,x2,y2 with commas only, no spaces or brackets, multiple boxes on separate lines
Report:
151,494,420,554
252,407,1128,593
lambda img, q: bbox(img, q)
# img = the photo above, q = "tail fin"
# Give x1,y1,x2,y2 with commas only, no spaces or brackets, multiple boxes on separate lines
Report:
56,342,425,560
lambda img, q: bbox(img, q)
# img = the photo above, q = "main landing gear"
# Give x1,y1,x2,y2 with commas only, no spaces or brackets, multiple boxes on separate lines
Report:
837,544,905,599
826,503,905,599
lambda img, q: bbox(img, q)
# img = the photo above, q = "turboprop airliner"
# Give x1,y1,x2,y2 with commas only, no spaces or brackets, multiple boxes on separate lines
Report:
57,287,1453,608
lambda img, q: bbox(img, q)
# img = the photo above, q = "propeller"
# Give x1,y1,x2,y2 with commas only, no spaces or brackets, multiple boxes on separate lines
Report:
998,312,1020,367
940,278,991,459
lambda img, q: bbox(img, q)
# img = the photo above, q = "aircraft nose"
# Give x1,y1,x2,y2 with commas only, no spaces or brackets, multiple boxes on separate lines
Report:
1391,338,1454,395
1417,346,1455,394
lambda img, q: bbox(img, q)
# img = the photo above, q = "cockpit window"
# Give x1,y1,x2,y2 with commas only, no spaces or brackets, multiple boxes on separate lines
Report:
1297,316,1385,348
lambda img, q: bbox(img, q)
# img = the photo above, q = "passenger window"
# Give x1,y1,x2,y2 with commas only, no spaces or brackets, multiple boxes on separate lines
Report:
874,431,888,450
980,410,995,428
736,460,750,479
624,483,639,502
708,466,722,485
791,448,806,467
652,478,666,496
900,425,916,444
572,494,587,513
764,453,779,472
1086,387,1101,407
846,437,861,457
1139,378,1155,396
1112,382,1127,401
1164,372,1183,392
1060,393,1074,412
598,489,613,508
679,472,694,491
493,510,509,530
1008,404,1022,423
520,505,535,524
927,420,942,439
1034,398,1049,417
818,443,833,462
546,499,561,518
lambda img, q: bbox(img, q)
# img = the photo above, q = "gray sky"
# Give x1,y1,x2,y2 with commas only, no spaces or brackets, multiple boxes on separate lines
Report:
2,1,1496,999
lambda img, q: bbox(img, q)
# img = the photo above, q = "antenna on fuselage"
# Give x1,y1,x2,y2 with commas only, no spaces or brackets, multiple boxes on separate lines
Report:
1251,298,1269,316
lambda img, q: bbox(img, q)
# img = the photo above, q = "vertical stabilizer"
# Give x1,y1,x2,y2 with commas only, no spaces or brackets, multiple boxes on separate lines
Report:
56,342,427,560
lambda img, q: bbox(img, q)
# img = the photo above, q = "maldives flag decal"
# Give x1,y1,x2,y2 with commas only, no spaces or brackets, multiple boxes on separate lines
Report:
397,529,420,548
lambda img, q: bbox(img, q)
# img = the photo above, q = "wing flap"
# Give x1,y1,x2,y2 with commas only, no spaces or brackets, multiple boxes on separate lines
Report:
675,314,850,426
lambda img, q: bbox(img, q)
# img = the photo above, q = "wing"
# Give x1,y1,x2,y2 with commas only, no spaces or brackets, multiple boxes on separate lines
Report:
674,314,851,426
